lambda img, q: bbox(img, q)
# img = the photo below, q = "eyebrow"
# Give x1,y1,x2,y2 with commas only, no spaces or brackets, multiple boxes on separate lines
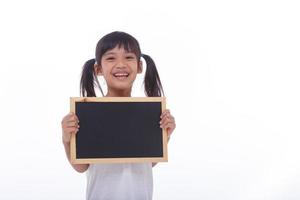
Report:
103,52,116,56
103,51,135,56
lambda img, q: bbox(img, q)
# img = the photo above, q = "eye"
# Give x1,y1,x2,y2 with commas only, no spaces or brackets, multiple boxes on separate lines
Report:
126,56,135,60
106,57,115,61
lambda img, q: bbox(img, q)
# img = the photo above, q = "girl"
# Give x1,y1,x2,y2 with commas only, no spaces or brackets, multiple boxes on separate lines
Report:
61,31,176,200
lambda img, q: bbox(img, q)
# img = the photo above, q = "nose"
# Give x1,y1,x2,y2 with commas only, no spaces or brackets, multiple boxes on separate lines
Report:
116,59,126,69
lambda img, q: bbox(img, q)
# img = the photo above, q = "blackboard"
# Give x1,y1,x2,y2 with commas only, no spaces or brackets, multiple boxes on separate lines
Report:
70,97,168,164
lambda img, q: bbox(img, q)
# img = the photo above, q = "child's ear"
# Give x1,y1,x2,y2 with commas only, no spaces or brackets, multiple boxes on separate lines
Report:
137,61,143,74
94,63,103,75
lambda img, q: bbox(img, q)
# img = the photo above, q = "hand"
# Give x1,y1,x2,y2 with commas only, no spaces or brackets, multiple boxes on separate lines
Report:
61,112,80,144
160,109,176,139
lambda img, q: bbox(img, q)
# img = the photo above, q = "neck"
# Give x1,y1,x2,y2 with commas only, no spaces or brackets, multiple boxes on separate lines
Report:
105,88,132,97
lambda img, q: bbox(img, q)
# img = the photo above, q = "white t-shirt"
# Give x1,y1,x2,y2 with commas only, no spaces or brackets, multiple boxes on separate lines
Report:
86,163,153,200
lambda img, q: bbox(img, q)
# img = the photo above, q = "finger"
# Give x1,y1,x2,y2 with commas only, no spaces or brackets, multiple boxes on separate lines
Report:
66,121,79,128
160,109,170,119
73,114,79,122
161,123,175,136
159,117,170,127
160,120,175,129
70,115,79,122
160,115,174,126
62,119,78,126
64,127,79,134
65,112,76,121
65,120,79,127
62,116,74,125
62,114,71,124
160,109,170,118
64,122,80,128
67,113,79,122
161,113,174,124
65,119,78,124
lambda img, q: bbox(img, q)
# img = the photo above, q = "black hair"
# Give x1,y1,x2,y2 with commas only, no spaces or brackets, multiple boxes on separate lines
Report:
80,31,164,97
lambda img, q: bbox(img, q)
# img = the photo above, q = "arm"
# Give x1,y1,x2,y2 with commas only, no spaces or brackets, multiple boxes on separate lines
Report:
61,113,89,173
63,141,89,173
152,110,176,168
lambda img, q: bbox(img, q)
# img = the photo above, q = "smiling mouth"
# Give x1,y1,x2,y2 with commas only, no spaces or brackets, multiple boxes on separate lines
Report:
113,73,129,79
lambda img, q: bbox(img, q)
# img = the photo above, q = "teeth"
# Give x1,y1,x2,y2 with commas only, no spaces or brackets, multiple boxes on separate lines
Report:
114,73,128,77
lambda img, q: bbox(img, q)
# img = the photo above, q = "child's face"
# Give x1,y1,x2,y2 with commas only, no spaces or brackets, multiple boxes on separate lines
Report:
95,46,142,95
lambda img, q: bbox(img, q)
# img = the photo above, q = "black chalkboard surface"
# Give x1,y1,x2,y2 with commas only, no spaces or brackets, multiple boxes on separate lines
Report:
70,97,168,164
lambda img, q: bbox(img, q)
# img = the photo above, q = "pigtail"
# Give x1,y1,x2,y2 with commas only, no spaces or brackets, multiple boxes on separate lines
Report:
141,54,164,97
80,59,104,97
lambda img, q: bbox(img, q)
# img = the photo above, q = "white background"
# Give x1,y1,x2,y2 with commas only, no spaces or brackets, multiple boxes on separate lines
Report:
0,0,300,199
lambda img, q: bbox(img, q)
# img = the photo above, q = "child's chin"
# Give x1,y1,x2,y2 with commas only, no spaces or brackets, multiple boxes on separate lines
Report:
112,83,132,90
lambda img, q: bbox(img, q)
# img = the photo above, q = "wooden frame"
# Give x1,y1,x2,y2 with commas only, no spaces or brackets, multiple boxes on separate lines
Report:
70,97,168,164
